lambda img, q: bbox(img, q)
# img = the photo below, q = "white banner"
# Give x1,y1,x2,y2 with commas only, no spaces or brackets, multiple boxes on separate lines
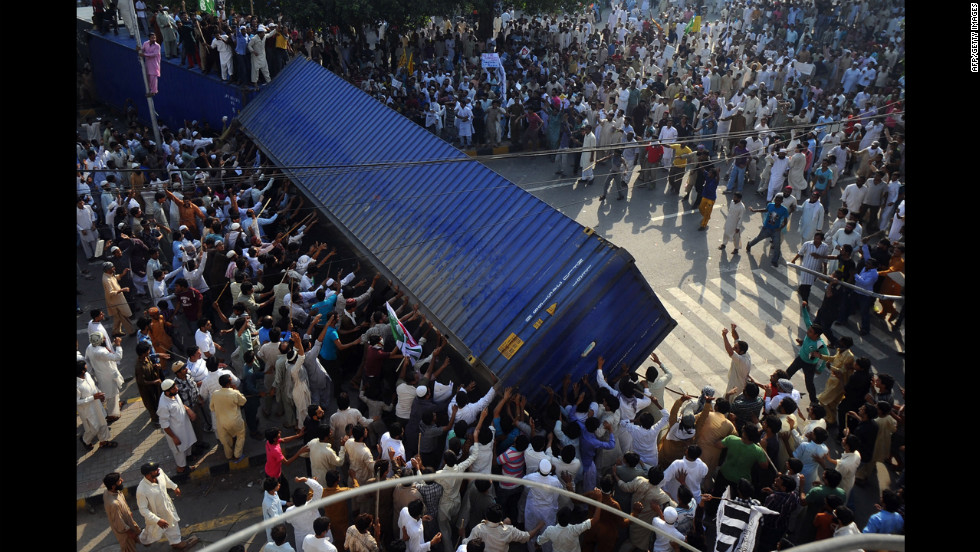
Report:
794,61,815,76
481,53,501,68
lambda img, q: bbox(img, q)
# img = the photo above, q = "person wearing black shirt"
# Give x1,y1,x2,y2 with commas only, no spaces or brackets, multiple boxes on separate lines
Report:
806,281,846,347
838,357,873,435
676,114,694,141
297,404,327,477
650,75,666,96
830,244,857,283
844,403,878,486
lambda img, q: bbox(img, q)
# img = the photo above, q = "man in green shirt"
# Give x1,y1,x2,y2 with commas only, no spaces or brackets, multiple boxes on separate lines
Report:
786,306,830,405
795,468,845,543
712,425,769,511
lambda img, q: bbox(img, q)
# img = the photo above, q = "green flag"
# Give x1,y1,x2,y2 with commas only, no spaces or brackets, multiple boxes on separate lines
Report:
200,0,216,14
387,302,423,365
685,16,695,34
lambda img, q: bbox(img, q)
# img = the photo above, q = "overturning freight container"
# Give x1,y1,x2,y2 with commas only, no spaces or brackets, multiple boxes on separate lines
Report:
238,58,677,395
84,30,253,132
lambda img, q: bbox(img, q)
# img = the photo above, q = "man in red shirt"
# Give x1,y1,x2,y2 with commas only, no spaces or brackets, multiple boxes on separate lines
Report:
521,108,543,150
643,140,665,188
362,334,402,401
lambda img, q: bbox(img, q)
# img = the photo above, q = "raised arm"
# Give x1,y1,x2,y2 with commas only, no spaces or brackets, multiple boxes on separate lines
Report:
595,356,617,396
722,327,735,357
470,384,497,413
493,387,514,420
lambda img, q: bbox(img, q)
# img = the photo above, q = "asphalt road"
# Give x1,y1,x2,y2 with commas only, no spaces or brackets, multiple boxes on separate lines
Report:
76,468,269,552
483,153,905,391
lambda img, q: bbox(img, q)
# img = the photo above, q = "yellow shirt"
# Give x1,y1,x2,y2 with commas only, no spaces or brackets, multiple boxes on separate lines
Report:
103,273,129,308
275,33,288,50
669,144,693,167
210,387,246,427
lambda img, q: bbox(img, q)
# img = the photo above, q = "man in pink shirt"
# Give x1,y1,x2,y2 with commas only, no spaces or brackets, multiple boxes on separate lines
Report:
139,33,162,96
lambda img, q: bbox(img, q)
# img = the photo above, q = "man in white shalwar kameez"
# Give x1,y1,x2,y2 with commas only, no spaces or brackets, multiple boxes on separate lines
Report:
580,124,597,184
77,360,112,449
766,150,791,202
116,0,136,37
787,144,808,200
136,462,199,549
455,99,475,147
426,103,444,135
720,192,746,253
287,343,311,426
85,333,126,420
522,458,567,552
887,200,905,242
798,193,825,241
286,477,326,552
158,379,198,475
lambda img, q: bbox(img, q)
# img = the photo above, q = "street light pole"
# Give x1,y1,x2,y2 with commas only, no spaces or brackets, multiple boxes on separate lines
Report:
128,1,163,146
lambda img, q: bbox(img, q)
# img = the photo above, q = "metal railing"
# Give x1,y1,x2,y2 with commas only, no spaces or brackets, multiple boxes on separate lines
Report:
198,471,905,552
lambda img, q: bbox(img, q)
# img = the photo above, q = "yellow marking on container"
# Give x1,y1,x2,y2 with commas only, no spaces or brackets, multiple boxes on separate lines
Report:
497,333,524,360
533,319,544,329
546,303,557,315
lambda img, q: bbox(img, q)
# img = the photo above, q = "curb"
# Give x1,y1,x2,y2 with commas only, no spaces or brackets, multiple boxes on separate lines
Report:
463,144,519,157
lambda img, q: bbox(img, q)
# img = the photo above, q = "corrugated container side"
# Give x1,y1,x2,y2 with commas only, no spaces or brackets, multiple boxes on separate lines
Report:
495,248,678,394
235,59,676,391
86,31,249,131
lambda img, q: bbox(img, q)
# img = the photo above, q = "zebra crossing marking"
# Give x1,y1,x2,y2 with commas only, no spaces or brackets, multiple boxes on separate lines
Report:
653,269,896,393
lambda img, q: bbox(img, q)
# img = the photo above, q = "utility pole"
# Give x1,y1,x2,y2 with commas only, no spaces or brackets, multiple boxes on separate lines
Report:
128,1,163,146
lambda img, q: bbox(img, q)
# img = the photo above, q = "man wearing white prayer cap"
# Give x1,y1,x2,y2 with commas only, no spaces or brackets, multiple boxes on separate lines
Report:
522,457,569,552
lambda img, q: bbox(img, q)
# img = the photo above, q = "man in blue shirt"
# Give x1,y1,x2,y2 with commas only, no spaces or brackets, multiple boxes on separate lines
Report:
746,194,790,267
234,26,251,86
309,288,338,332
863,489,904,535
576,416,615,493
316,312,358,399
698,167,721,230
811,159,834,215
837,244,879,335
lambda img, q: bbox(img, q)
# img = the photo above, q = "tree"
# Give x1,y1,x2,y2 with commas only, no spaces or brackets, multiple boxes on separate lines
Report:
279,0,588,40
470,0,589,39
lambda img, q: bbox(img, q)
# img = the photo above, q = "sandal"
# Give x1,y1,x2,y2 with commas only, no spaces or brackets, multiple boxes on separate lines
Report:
99,441,119,449
80,436,94,451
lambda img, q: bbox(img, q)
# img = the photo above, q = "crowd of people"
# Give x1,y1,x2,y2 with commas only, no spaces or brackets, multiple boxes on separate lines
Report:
80,1,905,551
104,0,908,267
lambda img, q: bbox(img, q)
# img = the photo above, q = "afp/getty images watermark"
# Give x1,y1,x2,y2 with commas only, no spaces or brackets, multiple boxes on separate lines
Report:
973,3,979,72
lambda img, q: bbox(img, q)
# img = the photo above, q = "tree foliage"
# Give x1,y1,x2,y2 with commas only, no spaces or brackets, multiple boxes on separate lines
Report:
277,0,589,36
508,0,590,16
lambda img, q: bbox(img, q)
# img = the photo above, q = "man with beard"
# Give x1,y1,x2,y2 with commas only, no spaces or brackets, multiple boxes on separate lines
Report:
103,472,142,552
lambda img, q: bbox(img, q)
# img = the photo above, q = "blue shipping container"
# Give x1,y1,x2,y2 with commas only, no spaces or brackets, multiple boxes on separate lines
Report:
85,30,254,132
235,58,677,395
